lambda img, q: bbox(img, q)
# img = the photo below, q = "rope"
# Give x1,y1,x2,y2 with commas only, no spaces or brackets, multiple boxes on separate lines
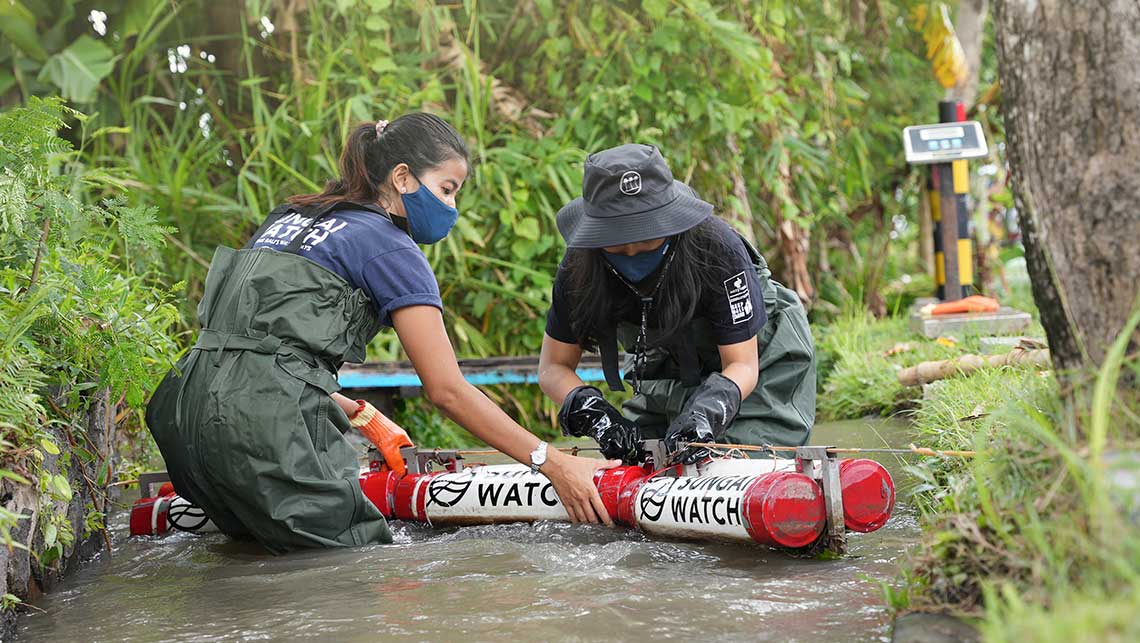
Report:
406,443,974,461
451,446,603,456
685,442,976,458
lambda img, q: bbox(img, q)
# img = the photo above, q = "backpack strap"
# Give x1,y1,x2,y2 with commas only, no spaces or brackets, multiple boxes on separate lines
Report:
598,327,626,392
734,231,764,268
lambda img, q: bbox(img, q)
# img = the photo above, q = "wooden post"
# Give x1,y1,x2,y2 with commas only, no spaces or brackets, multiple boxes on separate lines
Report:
935,100,968,301
938,162,962,301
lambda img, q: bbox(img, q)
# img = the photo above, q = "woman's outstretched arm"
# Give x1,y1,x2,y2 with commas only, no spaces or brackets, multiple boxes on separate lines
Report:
390,305,619,525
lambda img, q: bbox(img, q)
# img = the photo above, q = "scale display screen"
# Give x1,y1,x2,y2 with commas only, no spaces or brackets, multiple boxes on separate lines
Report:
919,126,965,141
903,121,988,164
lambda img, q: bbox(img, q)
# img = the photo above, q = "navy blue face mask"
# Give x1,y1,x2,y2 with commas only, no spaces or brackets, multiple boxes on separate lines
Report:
603,240,671,283
400,170,459,244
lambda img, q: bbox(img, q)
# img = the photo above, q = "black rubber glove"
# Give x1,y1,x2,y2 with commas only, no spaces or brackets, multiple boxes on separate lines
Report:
664,373,742,465
558,385,643,463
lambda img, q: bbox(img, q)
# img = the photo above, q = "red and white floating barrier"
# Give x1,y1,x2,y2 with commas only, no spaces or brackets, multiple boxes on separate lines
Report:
129,481,219,536
131,448,895,552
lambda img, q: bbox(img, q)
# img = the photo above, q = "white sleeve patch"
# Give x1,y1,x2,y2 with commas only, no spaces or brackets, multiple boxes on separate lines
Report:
723,271,753,324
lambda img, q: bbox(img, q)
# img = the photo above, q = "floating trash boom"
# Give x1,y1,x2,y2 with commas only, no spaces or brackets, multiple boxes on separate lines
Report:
131,441,896,555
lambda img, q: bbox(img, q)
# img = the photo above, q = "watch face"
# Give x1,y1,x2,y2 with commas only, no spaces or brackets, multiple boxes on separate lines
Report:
531,443,547,466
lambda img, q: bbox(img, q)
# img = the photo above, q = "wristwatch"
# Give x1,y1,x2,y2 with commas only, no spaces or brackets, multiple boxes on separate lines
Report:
529,440,549,474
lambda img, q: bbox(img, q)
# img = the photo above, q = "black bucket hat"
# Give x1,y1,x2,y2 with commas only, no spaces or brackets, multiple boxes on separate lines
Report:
556,144,713,249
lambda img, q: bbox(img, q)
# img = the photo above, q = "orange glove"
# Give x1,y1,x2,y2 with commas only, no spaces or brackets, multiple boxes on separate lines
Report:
921,295,1000,316
349,401,414,476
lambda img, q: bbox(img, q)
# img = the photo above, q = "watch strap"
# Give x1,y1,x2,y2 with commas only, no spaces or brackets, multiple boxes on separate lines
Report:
529,440,548,473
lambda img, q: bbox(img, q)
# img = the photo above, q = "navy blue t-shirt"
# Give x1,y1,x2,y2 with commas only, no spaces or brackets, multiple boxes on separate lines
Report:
247,206,442,327
545,217,766,347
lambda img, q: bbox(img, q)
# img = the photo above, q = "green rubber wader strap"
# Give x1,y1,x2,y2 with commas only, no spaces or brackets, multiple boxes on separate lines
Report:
192,328,341,394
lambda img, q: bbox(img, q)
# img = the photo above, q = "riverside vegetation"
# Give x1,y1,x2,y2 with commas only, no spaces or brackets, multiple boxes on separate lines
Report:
2,2,1134,641
820,296,1139,642
3,0,960,445
0,98,178,612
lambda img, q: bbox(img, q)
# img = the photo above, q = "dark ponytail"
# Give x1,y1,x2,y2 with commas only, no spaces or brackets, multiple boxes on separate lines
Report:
290,112,468,207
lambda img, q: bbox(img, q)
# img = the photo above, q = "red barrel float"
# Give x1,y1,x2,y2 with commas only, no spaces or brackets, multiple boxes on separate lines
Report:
838,459,895,533
594,465,651,522
742,472,827,548
359,470,399,517
130,496,171,536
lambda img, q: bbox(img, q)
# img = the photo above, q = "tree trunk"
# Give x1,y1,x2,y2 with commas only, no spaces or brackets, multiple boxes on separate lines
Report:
951,0,988,108
919,182,935,278
994,1,1140,386
204,2,248,84
766,141,814,305
724,133,758,247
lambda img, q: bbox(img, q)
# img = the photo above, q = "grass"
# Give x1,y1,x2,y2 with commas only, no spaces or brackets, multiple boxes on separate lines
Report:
814,281,1045,422
895,308,1140,641
815,312,981,421
981,586,1140,643
814,291,1140,641
910,367,1054,456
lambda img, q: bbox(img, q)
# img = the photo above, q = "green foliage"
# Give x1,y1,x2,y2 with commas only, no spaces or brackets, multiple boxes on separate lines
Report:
1,2,955,453
0,1,49,64
37,36,117,103
4,0,944,358
0,97,180,559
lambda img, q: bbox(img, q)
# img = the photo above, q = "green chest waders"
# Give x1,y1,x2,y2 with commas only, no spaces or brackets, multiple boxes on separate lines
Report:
615,242,817,451
145,203,390,553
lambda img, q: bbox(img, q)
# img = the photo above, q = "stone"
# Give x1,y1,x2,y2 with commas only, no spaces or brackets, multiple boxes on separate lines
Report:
921,379,948,401
0,482,37,642
909,306,1033,339
1104,451,1140,525
2,388,120,635
892,612,980,643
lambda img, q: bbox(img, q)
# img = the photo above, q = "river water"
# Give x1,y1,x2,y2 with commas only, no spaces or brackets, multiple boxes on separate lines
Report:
18,419,918,642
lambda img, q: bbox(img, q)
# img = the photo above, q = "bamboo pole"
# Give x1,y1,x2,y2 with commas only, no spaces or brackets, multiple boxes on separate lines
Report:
898,348,1051,387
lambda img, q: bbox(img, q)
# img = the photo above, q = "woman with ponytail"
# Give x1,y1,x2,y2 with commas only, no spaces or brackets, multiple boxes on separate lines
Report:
146,113,618,553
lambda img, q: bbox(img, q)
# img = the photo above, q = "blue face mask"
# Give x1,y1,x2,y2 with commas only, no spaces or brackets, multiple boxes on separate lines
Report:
400,171,459,244
603,241,671,283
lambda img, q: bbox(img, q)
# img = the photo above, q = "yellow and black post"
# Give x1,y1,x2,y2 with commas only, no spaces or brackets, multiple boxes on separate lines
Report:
904,114,987,302
929,100,973,301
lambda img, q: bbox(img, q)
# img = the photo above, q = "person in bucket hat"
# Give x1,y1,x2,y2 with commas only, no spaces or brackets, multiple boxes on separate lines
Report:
538,144,817,465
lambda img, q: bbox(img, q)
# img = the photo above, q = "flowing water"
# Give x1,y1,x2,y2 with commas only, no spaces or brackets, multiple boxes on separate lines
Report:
18,419,918,642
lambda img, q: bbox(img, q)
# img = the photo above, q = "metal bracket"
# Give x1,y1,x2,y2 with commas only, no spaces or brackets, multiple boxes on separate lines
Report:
138,471,171,498
398,446,466,474
641,439,669,471
795,446,847,556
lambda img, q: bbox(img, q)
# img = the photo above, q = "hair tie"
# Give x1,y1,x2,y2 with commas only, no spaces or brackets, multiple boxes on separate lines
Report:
375,119,389,136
